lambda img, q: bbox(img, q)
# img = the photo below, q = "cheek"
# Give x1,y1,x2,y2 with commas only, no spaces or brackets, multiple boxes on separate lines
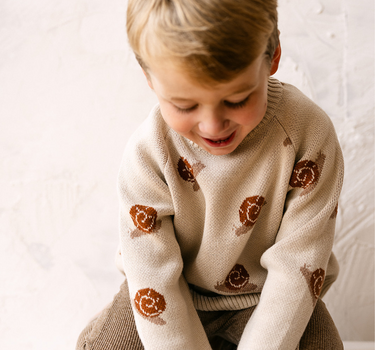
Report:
234,100,266,126
160,105,194,135
248,91,268,121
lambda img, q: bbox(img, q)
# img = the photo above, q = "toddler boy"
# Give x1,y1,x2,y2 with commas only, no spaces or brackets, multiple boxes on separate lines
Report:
77,0,344,349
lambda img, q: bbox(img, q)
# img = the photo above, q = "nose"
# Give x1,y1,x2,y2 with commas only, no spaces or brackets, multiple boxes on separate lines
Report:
198,108,229,136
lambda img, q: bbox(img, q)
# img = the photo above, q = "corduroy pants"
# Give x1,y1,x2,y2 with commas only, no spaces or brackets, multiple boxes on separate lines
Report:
76,279,343,350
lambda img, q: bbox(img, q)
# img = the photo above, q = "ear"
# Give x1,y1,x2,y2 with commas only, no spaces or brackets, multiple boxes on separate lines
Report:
270,42,281,76
142,69,154,90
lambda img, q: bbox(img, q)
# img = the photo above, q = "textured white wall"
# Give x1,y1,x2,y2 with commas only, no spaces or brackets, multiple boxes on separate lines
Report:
0,0,373,349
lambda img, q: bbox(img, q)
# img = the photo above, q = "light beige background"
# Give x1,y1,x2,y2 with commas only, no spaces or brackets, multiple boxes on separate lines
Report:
0,0,373,348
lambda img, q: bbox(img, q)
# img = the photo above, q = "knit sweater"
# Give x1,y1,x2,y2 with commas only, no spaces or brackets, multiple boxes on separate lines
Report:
117,77,344,350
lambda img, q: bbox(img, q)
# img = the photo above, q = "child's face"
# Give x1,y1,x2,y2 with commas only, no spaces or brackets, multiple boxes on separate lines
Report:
145,47,280,155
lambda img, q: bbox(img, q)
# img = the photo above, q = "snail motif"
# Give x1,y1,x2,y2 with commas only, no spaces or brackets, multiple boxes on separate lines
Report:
330,203,338,219
215,263,257,293
129,204,158,234
311,268,325,299
239,196,266,227
289,160,319,189
134,288,166,319
177,157,205,191
300,264,326,305
224,264,250,290
290,152,326,196
283,137,293,147
178,157,195,183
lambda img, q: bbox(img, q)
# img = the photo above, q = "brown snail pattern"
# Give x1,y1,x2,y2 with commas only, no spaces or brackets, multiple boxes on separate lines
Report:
177,157,205,192
129,204,161,238
300,264,326,305
330,203,338,219
234,196,266,236
283,137,293,147
290,160,319,188
290,152,326,196
134,288,166,325
215,264,257,293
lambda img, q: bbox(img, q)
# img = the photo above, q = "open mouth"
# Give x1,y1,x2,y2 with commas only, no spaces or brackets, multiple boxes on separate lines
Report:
202,131,236,147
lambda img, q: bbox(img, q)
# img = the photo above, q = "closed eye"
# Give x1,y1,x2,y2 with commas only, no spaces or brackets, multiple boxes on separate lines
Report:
224,96,250,109
175,95,250,113
175,104,198,114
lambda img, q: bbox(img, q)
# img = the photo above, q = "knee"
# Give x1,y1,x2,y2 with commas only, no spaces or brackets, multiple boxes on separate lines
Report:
300,299,343,349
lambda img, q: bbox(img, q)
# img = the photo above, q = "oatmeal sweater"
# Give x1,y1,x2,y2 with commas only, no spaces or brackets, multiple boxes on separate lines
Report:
117,78,344,350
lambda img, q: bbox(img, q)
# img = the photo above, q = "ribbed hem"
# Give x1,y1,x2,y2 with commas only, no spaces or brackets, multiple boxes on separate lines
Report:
190,288,261,311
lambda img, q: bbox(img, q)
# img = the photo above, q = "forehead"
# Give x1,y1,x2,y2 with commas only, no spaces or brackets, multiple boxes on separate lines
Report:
147,54,268,99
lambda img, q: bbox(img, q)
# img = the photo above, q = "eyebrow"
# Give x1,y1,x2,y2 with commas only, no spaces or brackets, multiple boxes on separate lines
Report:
231,83,256,95
170,97,195,103
169,83,255,103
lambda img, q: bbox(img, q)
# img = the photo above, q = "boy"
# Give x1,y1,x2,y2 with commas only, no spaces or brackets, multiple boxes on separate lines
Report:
77,0,344,349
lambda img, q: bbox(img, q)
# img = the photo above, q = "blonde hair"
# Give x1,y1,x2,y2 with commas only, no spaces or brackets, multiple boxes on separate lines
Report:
127,0,278,83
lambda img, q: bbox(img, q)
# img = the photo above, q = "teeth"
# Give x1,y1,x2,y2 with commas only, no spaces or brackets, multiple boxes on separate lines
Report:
205,132,234,144
212,136,230,143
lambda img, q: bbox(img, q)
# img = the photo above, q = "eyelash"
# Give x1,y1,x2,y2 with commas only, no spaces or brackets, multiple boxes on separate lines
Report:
224,96,250,109
175,96,250,114
176,105,198,114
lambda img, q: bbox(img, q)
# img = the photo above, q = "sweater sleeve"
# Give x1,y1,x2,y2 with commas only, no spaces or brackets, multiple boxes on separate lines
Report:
238,102,344,349
117,112,212,350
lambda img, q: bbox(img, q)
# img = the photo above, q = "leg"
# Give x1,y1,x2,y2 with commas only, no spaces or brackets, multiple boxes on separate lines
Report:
197,310,238,349
299,299,343,350
208,336,238,350
197,306,256,350
76,279,144,350
198,299,343,349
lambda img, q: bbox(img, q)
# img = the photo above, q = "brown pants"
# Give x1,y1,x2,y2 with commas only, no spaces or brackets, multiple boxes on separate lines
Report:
76,279,343,350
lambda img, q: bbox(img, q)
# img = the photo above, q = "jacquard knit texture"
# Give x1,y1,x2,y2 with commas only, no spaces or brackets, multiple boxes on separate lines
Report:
76,280,343,349
117,78,344,350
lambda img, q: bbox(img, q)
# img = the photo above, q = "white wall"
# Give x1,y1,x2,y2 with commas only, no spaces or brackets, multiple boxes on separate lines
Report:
0,0,373,349
274,0,375,342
